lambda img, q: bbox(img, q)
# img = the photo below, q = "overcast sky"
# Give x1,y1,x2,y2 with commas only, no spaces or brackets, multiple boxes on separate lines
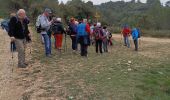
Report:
58,0,169,5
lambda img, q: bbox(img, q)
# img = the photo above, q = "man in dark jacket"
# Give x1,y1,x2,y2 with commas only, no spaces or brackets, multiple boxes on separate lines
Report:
8,9,31,68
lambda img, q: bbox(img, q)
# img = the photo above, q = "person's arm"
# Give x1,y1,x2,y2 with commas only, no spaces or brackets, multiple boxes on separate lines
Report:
86,24,90,35
8,17,17,41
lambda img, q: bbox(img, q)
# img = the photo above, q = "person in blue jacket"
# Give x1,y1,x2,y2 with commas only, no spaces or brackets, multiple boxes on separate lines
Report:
77,19,89,57
131,28,139,51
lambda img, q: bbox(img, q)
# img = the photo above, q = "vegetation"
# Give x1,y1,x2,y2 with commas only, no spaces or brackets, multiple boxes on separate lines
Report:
15,28,170,100
0,0,169,27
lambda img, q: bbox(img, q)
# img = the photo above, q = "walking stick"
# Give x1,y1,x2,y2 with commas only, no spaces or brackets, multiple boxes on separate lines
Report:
29,41,32,54
11,42,14,72
129,35,133,48
64,33,67,52
120,33,122,45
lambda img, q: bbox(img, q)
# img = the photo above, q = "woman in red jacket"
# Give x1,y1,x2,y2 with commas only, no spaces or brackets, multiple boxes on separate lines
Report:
121,25,131,48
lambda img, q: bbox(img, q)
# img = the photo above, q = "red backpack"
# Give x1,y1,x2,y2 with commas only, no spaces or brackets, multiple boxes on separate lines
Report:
94,27,103,40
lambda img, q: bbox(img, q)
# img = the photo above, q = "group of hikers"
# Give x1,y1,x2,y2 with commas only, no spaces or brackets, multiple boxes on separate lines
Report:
36,8,113,57
3,8,140,68
121,25,141,51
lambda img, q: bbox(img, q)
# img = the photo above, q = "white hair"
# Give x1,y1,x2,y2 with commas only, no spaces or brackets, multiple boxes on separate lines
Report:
83,19,87,23
17,9,26,15
97,22,101,27
57,18,61,22
75,21,79,25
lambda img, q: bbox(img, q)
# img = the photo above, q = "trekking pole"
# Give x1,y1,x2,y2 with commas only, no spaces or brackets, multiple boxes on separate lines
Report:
129,36,133,48
120,33,123,46
64,33,67,52
29,41,32,67
11,42,14,72
29,41,32,54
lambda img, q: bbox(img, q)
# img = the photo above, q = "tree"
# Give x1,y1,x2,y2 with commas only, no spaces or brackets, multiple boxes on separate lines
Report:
147,0,161,6
165,1,170,7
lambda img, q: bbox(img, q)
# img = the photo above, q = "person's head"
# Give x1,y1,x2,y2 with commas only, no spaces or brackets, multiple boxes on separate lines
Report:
83,19,87,24
94,23,97,27
70,17,75,23
123,24,129,29
17,9,26,20
103,26,107,29
97,22,101,27
78,19,83,24
57,18,61,22
75,21,79,25
44,8,52,17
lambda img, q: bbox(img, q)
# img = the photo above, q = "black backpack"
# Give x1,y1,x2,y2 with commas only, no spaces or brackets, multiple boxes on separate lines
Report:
36,15,42,33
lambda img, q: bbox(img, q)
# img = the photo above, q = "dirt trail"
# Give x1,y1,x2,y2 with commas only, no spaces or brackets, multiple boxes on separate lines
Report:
0,28,25,100
113,34,170,43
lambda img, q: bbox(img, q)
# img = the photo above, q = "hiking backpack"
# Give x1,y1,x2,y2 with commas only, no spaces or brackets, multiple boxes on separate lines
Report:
94,27,103,40
36,15,42,33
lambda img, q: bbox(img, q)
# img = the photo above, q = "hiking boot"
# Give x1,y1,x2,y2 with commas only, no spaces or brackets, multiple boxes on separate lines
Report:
18,64,27,68
46,54,52,58
24,63,28,66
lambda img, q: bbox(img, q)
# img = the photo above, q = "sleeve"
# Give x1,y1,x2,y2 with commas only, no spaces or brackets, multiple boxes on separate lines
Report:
8,17,17,37
86,24,90,34
25,23,30,35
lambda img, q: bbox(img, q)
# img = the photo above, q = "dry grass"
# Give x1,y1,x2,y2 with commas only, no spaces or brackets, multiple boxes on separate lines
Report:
14,29,170,100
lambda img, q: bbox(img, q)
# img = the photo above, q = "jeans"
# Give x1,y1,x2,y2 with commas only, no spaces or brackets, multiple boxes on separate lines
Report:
124,36,130,48
96,39,103,54
103,40,108,52
134,39,138,51
78,36,88,56
71,36,77,50
42,34,51,56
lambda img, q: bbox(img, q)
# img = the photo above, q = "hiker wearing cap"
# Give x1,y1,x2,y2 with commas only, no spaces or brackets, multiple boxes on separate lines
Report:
121,25,131,48
77,19,90,57
8,9,31,68
94,22,104,54
52,17,65,51
39,8,53,57
131,28,139,51
68,18,78,52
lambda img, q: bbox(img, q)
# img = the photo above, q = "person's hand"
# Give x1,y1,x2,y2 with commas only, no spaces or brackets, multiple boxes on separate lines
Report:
28,33,32,37
11,37,15,42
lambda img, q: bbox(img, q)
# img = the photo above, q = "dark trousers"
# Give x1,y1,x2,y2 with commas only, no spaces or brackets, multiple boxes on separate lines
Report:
134,39,138,51
96,39,103,54
80,44,87,56
78,36,88,57
71,36,77,50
